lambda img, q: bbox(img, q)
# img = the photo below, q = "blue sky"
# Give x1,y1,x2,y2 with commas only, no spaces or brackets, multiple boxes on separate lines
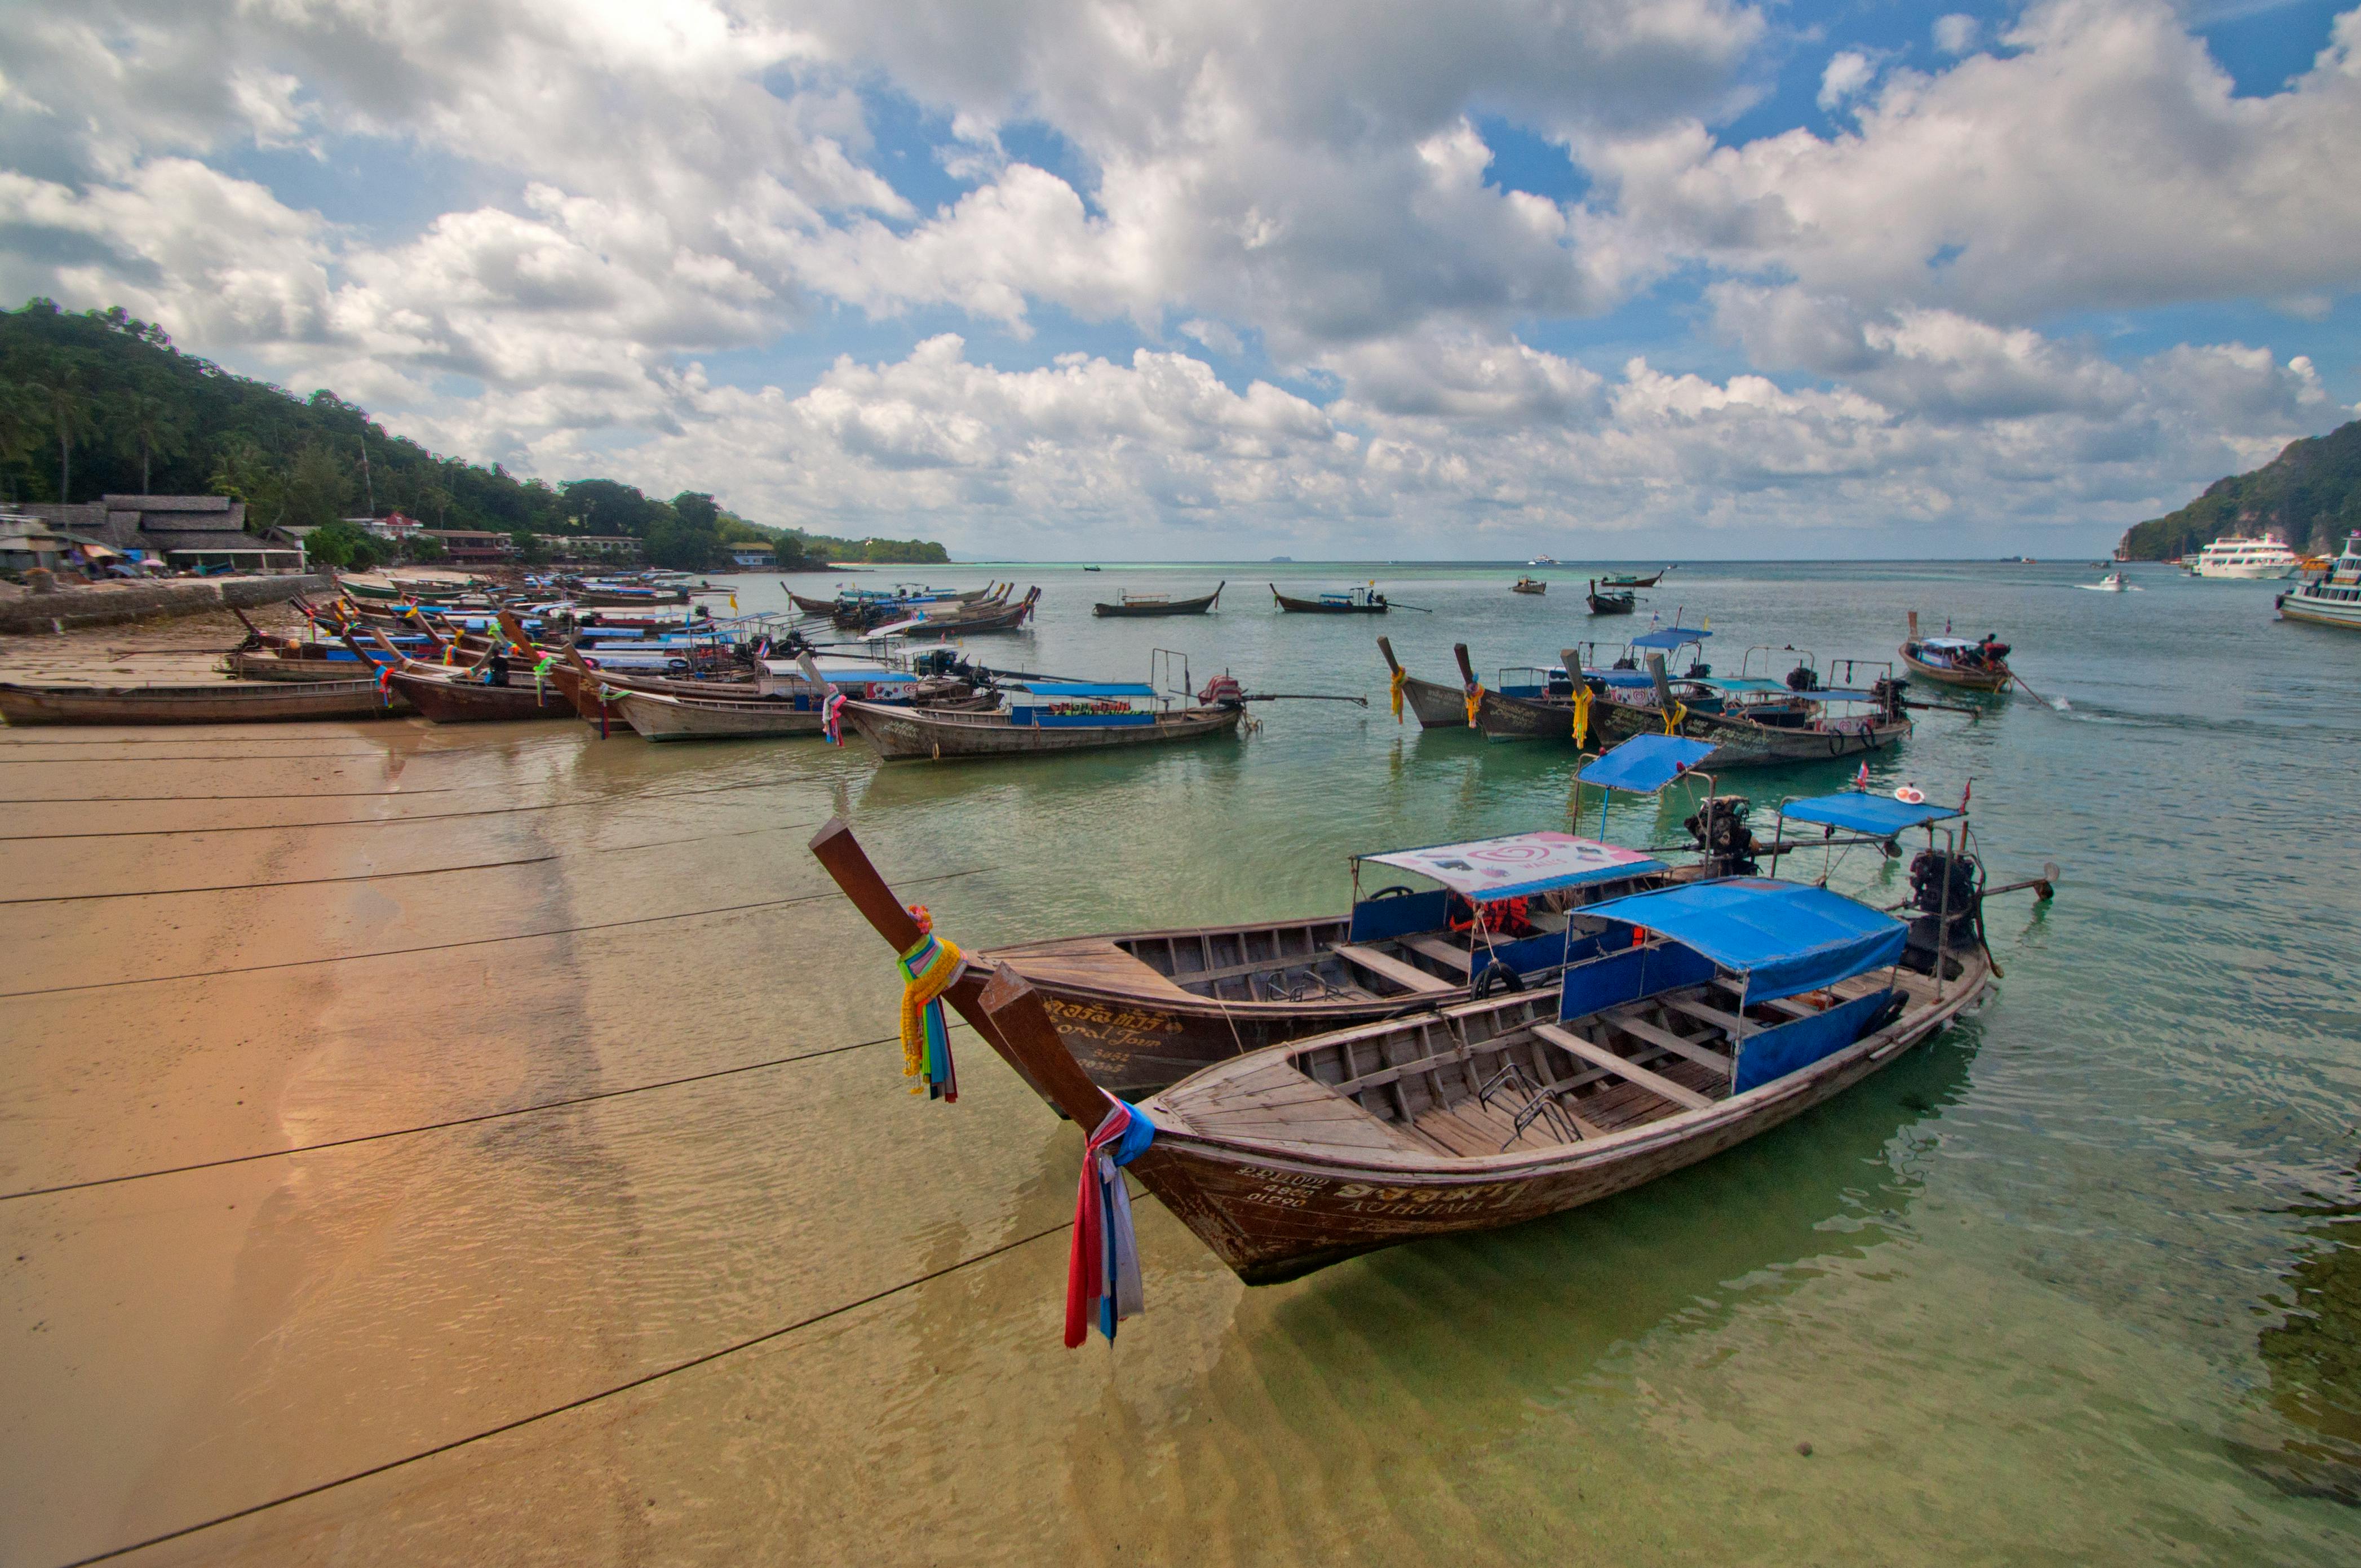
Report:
3,0,2355,557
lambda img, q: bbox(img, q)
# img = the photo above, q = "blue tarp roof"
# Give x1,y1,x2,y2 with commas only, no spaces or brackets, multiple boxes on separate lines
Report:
1631,626,1710,649
1579,876,1907,1002
1578,734,1718,794
1782,792,1962,836
1008,681,1157,698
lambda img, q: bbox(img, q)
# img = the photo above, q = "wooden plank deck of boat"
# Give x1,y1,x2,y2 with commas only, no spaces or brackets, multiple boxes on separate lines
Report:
1168,1061,1444,1152
994,936,1201,999
1332,943,1455,994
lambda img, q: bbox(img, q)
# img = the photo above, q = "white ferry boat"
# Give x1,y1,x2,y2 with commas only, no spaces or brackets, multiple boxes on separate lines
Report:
2277,533,2361,631
2191,536,2302,578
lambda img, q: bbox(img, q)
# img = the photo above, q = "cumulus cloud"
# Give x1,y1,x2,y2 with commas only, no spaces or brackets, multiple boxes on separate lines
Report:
0,0,2349,554
1933,14,1982,55
1817,51,1877,111
1588,0,2361,322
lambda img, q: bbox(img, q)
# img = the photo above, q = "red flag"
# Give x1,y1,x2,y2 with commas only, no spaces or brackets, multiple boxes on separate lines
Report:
1853,761,1870,791
1960,777,1972,810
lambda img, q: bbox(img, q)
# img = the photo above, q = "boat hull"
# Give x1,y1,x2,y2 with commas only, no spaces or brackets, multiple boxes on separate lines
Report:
1898,649,2012,692
1472,686,1574,742
1093,586,1222,617
0,677,406,725
1129,962,1986,1284
2278,588,2361,630
1591,694,1910,767
1273,584,1385,613
387,669,575,723
224,650,386,681
843,699,1241,760
613,689,826,741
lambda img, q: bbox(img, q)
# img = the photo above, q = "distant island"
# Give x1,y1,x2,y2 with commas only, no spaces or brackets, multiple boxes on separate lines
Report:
0,298,949,573
2119,418,2361,561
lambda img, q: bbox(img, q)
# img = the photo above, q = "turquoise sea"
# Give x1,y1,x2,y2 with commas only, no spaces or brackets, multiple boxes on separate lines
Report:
5,556,2358,1565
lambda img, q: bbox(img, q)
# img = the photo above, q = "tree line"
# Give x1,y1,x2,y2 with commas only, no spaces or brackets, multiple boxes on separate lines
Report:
0,299,950,572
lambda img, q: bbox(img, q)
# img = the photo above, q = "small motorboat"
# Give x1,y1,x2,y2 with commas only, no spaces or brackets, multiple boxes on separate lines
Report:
2076,571,2133,592
1587,580,1638,615
1512,577,1548,595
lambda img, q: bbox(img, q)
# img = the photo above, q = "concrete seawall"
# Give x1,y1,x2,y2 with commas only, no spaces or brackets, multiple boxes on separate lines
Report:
0,574,334,635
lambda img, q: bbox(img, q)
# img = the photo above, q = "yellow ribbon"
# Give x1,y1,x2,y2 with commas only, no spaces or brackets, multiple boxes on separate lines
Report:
1663,699,1687,736
1464,683,1484,728
1570,680,1592,746
897,929,964,1091
1388,668,1407,723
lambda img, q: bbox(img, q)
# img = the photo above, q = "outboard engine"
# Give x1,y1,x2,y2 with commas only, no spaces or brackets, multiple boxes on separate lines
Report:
1544,667,1574,698
1198,673,1246,709
1901,849,1982,978
1611,656,1637,671
1786,664,1819,692
1686,660,1712,678
1683,796,1760,877
1872,675,1909,721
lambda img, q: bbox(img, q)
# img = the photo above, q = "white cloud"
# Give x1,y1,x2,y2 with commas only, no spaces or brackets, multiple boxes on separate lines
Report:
0,0,2350,555
1817,51,1877,111
1588,0,2361,323
1933,15,1982,55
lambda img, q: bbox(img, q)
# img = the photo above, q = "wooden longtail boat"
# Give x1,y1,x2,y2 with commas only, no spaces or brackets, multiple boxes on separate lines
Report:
1511,577,1547,595
224,646,393,681
1587,581,1638,614
1375,636,1468,728
894,587,1039,635
1093,583,1224,618
1587,653,1912,767
608,687,827,741
838,693,1239,762
1899,612,2014,693
1455,644,1580,742
0,677,407,725
1600,569,1666,588
809,817,1681,1099
1273,584,1387,613
384,666,575,723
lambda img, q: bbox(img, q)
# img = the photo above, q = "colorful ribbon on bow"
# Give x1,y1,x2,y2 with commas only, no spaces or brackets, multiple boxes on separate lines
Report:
375,663,397,708
822,691,847,745
1463,680,1484,729
897,906,963,1101
1570,679,1592,746
1662,699,1687,736
1065,1099,1157,1347
1388,667,1407,724
533,654,555,700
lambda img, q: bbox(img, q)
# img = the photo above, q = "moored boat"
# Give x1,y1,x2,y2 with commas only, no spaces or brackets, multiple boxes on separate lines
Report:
1376,636,1469,728
838,679,1239,761
0,676,407,725
1093,583,1224,618
1588,651,1912,767
2276,531,2361,631
2191,536,2302,579
1273,583,1387,614
1587,580,1637,615
977,840,1994,1282
808,812,1685,1099
1511,577,1547,595
1600,568,1666,588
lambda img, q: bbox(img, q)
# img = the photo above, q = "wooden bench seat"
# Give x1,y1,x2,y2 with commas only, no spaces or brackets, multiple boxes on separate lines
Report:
1531,1022,1715,1111
1332,943,1457,994
1396,933,1474,974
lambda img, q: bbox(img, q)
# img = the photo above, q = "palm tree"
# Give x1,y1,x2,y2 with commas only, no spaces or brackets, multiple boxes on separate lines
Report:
117,387,187,494
29,361,96,504
0,381,41,504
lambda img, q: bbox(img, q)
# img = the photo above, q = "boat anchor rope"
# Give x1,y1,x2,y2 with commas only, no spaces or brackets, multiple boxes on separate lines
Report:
897,906,964,1101
1067,1099,1156,1347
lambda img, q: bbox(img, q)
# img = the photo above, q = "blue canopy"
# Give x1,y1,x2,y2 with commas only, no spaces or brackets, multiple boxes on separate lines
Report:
1783,792,1961,836
1631,626,1710,650
1578,877,1907,1002
1007,681,1157,698
1578,734,1717,794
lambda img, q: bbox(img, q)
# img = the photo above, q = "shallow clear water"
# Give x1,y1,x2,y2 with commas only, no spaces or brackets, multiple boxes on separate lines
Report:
3,559,2358,1564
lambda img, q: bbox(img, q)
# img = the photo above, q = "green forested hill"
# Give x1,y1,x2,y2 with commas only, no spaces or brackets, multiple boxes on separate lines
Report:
0,298,946,569
2119,420,2361,561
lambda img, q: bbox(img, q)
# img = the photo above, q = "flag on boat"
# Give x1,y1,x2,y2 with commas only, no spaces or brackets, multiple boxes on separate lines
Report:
1853,761,1870,790
1066,1100,1155,1347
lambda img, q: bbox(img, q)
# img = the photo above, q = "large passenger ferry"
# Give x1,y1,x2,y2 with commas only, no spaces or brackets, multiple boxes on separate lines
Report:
2190,535,2302,578
2277,533,2361,631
